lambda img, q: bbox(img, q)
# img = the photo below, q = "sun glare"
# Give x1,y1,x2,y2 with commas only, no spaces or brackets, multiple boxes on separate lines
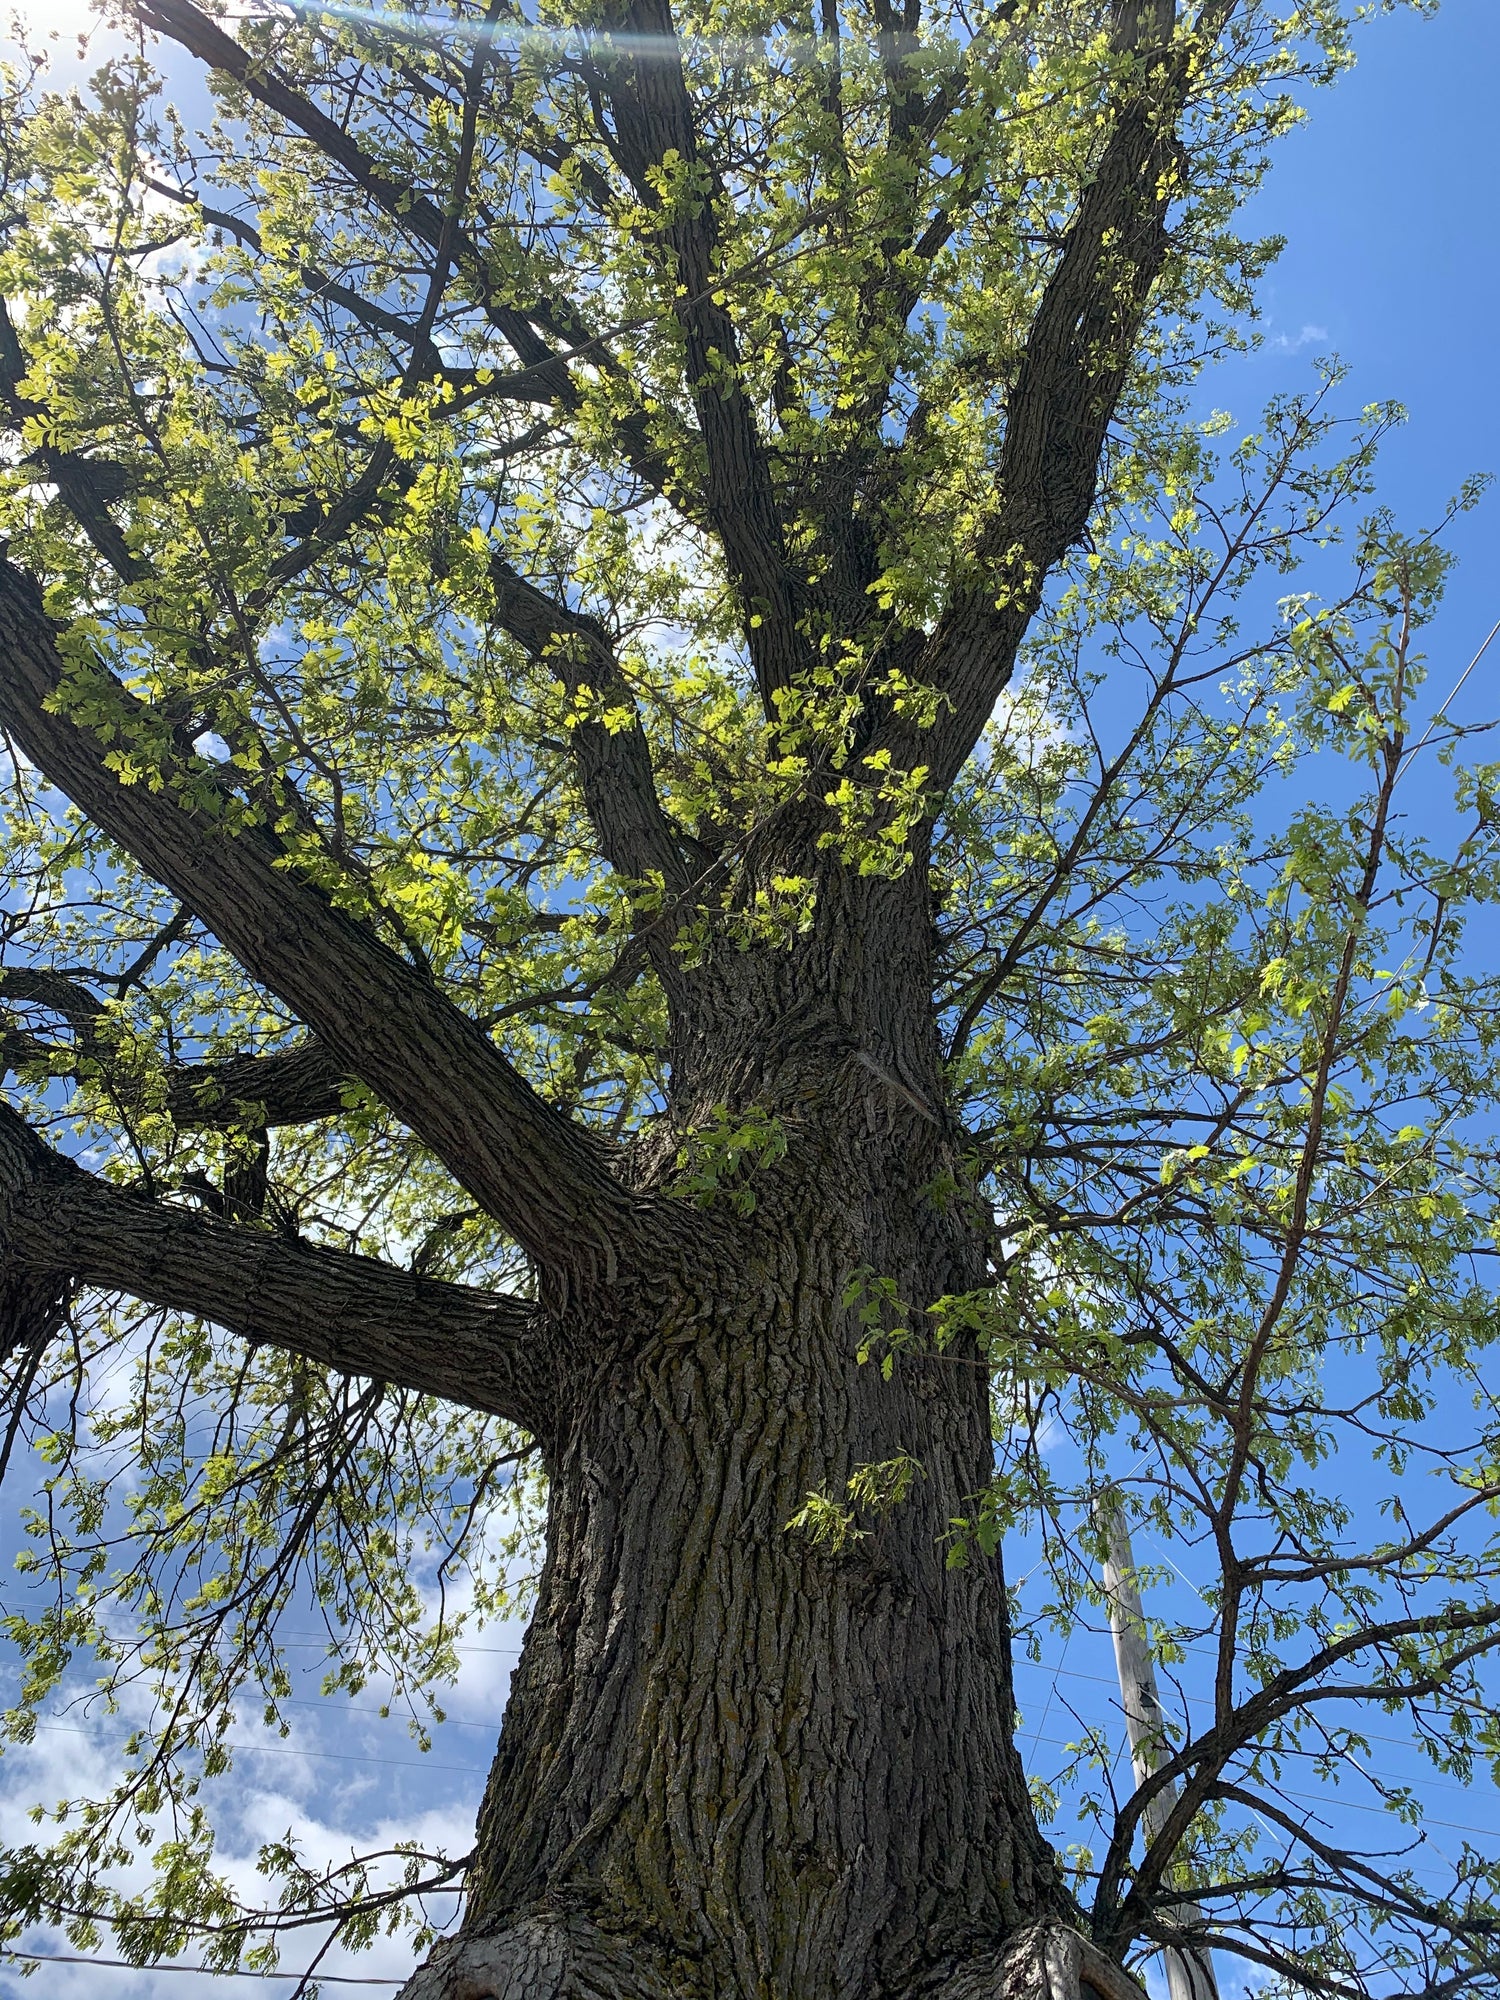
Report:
7,0,120,51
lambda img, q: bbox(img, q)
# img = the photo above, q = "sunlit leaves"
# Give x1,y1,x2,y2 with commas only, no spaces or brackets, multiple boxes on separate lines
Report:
0,0,1475,1985
929,387,1500,1989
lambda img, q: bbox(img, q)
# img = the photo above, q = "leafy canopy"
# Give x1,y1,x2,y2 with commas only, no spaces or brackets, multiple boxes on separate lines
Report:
4,1,1500,1995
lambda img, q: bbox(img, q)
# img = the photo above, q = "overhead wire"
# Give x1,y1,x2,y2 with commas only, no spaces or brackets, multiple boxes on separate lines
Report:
1,1948,401,1984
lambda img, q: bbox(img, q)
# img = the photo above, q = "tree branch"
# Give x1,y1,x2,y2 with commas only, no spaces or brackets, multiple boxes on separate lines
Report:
1093,1596,1500,1948
0,1103,70,1397
159,1037,350,1128
129,6,703,564
881,0,1194,796
0,561,655,1283
0,1101,555,1433
140,178,565,406
588,0,807,711
486,554,690,900
0,970,350,1126
0,298,149,585
133,0,585,399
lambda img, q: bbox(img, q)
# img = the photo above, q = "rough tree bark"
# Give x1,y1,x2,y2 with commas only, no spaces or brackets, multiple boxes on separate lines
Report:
388,905,1129,2000
0,583,1145,1999
0,0,1220,1987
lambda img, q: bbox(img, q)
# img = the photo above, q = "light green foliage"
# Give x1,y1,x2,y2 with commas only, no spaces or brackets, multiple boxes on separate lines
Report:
0,0,1480,1990
674,1101,787,1210
928,395,1500,1985
787,1451,925,1551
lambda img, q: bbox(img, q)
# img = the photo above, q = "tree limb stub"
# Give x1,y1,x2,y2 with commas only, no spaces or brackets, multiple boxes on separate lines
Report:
931,1924,1151,2000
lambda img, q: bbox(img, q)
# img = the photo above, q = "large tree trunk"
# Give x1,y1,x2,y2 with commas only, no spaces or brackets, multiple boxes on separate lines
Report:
402,1232,1059,1999
0,570,1162,2000
397,916,1131,2000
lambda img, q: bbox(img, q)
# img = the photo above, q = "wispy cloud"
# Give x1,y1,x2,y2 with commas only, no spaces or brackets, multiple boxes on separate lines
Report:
0,1617,526,1996
1267,322,1330,355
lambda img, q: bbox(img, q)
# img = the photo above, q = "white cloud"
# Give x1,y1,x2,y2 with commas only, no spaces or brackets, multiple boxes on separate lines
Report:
1267,322,1330,355
0,1614,528,1997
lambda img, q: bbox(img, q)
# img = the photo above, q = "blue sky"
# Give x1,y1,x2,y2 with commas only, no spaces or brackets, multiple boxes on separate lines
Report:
1009,13,1500,1994
1226,0,1499,702
2,2,1499,1995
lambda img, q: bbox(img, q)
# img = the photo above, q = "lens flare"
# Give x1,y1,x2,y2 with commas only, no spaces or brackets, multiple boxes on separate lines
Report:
286,0,962,70
295,1,829,64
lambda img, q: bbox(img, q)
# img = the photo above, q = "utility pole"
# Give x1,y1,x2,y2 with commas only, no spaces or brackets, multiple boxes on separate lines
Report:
1096,1490,1219,2000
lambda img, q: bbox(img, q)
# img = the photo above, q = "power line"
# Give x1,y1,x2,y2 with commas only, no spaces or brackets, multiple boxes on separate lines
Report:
20,1661,1493,1808
1,1949,401,1985
1396,614,1500,782
19,1717,481,1781
1013,1660,1500,1794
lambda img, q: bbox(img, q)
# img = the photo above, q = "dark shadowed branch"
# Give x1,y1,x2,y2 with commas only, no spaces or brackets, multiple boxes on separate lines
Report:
887,0,1198,797
586,0,807,712
0,1099,555,1432
0,970,350,1126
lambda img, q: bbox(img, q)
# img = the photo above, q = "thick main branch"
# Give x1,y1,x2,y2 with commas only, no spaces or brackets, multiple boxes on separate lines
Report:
0,562,654,1282
0,1102,554,1432
594,0,807,711
883,0,1189,797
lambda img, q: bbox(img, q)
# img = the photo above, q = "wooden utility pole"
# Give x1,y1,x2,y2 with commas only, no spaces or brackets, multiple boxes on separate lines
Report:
1096,1491,1219,2000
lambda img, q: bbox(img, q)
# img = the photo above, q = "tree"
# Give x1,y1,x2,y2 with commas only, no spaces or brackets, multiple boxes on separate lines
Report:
2,0,1500,1995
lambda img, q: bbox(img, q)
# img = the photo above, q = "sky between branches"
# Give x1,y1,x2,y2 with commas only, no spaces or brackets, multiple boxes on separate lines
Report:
0,1,1497,1995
